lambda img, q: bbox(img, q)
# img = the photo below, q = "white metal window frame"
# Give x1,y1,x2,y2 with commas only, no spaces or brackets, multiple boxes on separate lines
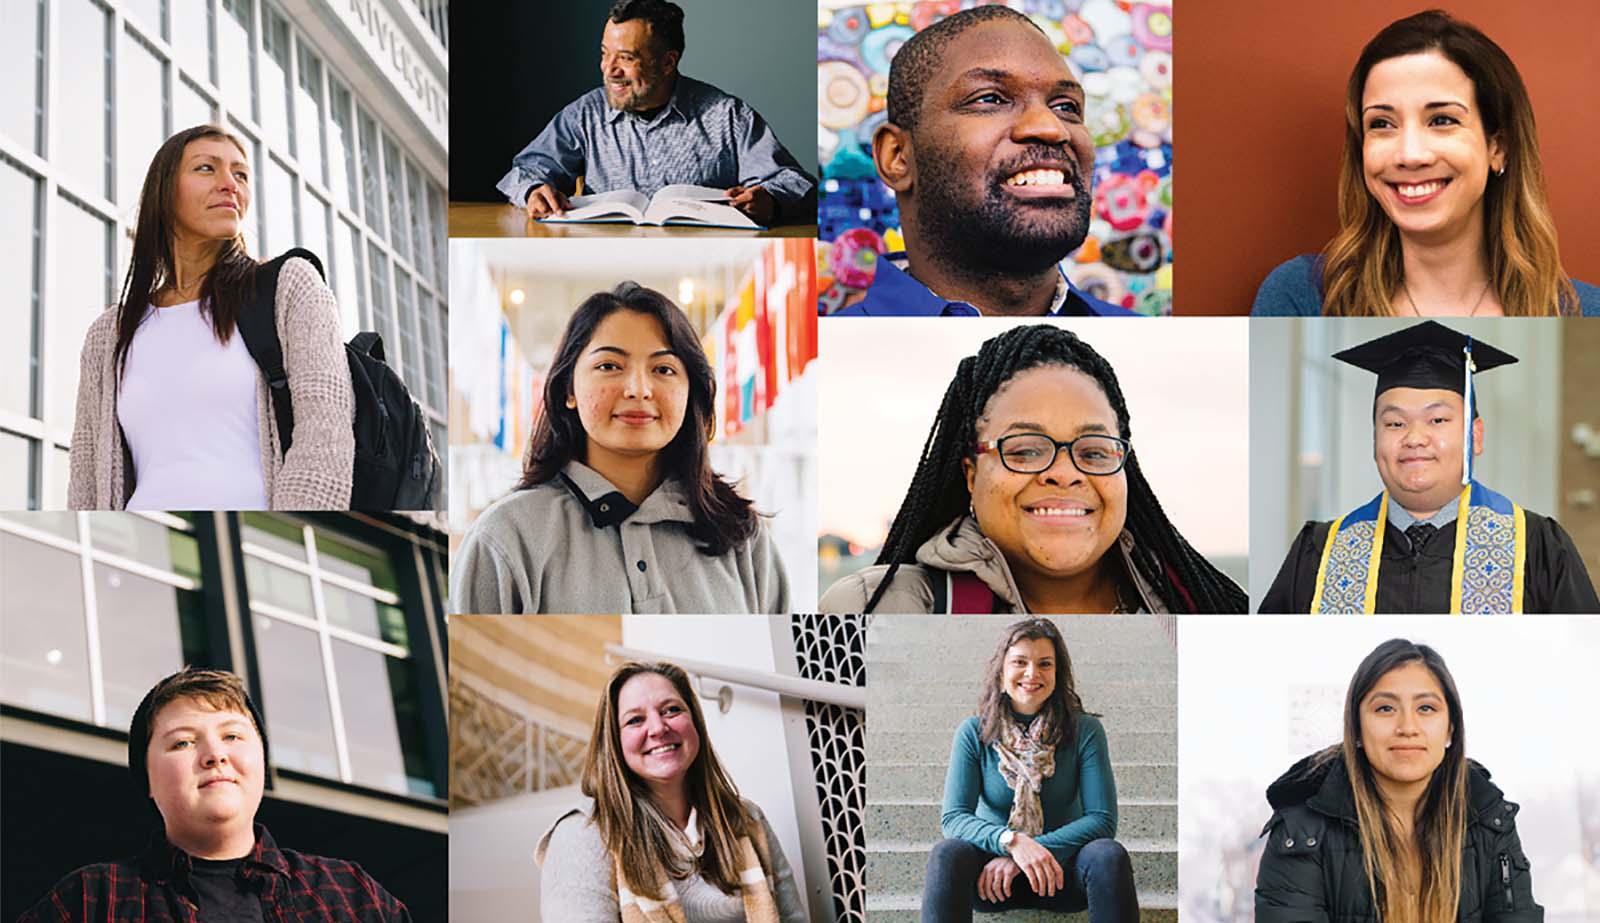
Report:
241,518,417,790
0,0,447,511
0,510,199,727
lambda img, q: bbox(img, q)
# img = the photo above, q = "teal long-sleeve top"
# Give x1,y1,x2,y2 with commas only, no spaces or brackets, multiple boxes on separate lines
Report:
940,713,1118,865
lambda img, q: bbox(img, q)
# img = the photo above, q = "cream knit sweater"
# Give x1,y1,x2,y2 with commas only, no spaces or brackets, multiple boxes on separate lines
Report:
67,257,355,510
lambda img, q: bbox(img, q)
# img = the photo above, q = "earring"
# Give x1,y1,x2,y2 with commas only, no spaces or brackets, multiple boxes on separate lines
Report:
1445,740,1452,748
1354,740,1362,748
1495,166,1506,177
565,396,577,409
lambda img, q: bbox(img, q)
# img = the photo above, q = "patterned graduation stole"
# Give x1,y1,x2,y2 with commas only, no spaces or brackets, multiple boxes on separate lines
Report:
1311,481,1526,614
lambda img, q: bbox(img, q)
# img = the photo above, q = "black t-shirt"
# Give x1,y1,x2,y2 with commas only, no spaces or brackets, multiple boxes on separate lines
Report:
188,856,266,922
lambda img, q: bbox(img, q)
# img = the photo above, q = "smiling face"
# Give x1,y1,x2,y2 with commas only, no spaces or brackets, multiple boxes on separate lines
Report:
964,365,1128,585
1358,660,1453,796
146,698,265,840
1373,387,1483,517
568,309,690,471
600,18,676,112
172,137,251,245
905,20,1096,273
617,671,701,790
1361,51,1504,245
1001,636,1057,716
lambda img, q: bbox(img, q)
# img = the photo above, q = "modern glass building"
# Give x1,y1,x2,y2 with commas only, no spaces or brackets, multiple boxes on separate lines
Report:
0,0,450,508
0,509,449,918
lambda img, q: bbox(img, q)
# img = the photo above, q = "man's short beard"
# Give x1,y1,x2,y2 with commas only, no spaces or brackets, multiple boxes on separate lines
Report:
911,149,1093,276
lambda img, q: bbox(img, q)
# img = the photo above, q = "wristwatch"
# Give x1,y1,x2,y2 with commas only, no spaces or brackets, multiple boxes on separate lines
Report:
999,829,1016,850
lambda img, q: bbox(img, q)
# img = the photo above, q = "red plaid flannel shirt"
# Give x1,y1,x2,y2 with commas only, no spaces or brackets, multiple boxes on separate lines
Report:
18,824,411,922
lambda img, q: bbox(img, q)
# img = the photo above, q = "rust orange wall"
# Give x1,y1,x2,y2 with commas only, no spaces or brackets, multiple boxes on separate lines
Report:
1174,0,1600,314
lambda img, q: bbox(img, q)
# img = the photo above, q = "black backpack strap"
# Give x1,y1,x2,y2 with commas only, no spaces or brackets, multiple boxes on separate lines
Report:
237,249,326,456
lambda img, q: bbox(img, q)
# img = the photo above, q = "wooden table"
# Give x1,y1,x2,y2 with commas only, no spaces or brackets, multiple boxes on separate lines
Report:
448,202,818,239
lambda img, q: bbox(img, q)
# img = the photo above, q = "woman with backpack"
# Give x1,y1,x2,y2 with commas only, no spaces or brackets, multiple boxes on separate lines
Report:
1255,638,1542,922
819,324,1244,614
67,124,354,510
449,281,789,614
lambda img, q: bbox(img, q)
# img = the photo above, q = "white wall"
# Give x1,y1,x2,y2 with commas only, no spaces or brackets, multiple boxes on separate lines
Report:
447,784,580,923
1178,616,1600,923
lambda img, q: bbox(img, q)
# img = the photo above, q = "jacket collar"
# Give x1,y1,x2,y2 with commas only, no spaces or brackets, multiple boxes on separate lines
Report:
140,822,291,885
1268,751,1509,826
852,254,1135,317
559,461,695,528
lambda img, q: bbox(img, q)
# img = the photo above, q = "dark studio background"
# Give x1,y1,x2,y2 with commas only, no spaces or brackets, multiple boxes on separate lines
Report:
449,0,819,201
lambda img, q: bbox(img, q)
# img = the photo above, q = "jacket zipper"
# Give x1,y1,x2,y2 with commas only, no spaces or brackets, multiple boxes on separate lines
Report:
1500,852,1513,911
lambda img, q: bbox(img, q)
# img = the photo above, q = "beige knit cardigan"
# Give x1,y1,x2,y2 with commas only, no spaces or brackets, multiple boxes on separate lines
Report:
67,257,355,510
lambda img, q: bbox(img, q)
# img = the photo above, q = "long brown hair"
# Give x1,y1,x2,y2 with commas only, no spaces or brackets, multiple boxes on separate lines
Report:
113,124,260,379
580,661,756,898
518,282,757,556
1320,10,1577,316
1341,639,1468,923
976,618,1089,749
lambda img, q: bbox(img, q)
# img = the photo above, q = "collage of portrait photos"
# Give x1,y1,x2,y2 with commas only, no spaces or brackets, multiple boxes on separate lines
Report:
3,0,1600,921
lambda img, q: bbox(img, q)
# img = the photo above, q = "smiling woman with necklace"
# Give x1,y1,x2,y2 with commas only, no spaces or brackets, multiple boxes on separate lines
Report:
921,618,1138,922
535,661,808,923
820,324,1244,614
1257,639,1542,922
67,124,354,510
1253,10,1598,316
450,282,789,614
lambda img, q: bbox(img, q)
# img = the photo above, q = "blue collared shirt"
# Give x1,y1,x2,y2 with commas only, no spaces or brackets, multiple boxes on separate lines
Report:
1389,494,1462,533
831,254,1137,317
496,75,815,216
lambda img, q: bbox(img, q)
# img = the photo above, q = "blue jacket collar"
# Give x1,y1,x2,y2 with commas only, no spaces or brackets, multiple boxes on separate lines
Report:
838,253,1136,317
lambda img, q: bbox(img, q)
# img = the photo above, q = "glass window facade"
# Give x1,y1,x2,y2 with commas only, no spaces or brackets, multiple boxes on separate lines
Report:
0,511,448,802
0,0,448,509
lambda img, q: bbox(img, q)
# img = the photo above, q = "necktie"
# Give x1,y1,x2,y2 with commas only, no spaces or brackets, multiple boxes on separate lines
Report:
1405,523,1437,553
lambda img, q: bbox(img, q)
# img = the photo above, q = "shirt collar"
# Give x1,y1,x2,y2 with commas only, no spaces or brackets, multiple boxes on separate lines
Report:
559,461,694,527
142,822,290,884
1387,493,1462,531
603,74,688,125
852,253,1134,317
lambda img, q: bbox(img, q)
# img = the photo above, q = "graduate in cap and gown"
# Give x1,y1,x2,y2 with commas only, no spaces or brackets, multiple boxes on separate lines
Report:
1260,320,1600,614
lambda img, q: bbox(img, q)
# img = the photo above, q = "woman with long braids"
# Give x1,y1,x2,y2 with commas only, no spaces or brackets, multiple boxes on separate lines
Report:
536,661,808,922
68,124,354,510
820,324,1245,614
450,281,788,614
1253,10,1597,315
1256,639,1542,922
923,618,1137,922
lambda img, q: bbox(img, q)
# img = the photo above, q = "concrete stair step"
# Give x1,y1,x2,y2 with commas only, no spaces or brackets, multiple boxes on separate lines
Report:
868,762,1176,801
869,729,1175,764
867,837,1177,894
865,891,1178,923
870,659,1175,686
872,703,1176,734
873,680,1176,707
868,798,1177,842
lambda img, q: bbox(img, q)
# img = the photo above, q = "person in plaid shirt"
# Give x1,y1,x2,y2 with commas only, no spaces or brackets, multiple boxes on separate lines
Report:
18,668,411,922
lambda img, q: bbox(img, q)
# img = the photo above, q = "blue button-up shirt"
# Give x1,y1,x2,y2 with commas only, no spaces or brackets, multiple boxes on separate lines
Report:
496,75,815,217
831,254,1137,317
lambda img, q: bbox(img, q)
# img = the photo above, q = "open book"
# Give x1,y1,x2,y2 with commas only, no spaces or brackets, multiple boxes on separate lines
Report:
539,184,762,230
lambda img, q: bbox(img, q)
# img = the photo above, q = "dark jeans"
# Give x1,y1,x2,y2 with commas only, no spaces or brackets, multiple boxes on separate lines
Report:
920,837,1138,923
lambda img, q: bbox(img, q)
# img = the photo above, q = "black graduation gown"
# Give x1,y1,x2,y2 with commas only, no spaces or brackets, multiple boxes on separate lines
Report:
1259,510,1600,614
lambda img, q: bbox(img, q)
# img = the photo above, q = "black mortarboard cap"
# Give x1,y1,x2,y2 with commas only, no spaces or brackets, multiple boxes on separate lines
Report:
1331,320,1517,399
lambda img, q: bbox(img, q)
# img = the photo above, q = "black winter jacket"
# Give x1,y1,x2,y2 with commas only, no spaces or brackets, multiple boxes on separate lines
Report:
1255,753,1542,923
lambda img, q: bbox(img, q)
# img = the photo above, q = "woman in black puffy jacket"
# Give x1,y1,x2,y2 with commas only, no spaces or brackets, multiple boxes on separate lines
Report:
1255,638,1541,923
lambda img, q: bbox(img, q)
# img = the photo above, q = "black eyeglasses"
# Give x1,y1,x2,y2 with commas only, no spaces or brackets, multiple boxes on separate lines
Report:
975,433,1131,476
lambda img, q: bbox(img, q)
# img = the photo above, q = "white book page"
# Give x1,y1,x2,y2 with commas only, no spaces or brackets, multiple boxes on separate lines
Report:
544,189,649,222
643,196,759,229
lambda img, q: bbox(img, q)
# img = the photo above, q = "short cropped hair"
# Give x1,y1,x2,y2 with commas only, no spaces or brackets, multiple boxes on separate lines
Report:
608,0,686,56
128,668,268,797
885,5,1045,131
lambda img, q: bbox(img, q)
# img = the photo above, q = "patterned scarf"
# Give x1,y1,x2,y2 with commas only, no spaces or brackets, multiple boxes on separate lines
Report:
992,712,1058,835
615,802,781,923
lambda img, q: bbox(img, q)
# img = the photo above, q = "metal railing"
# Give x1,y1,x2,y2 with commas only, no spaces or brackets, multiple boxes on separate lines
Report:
604,644,867,711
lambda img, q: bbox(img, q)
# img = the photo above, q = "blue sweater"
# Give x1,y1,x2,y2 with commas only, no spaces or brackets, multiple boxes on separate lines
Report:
939,714,1117,865
1251,254,1600,316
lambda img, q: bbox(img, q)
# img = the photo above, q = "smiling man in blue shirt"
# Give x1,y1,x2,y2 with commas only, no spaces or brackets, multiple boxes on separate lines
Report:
836,6,1133,317
496,0,815,226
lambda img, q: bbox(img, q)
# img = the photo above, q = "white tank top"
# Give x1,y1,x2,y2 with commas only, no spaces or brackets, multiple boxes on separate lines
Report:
118,300,269,510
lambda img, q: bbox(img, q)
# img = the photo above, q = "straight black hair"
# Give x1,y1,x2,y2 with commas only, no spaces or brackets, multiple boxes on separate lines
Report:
518,282,757,556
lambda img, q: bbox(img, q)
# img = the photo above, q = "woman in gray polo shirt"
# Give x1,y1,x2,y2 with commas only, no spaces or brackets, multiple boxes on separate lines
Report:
450,281,789,614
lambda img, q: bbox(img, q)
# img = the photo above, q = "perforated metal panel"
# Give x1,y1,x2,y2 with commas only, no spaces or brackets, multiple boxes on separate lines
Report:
791,614,866,923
